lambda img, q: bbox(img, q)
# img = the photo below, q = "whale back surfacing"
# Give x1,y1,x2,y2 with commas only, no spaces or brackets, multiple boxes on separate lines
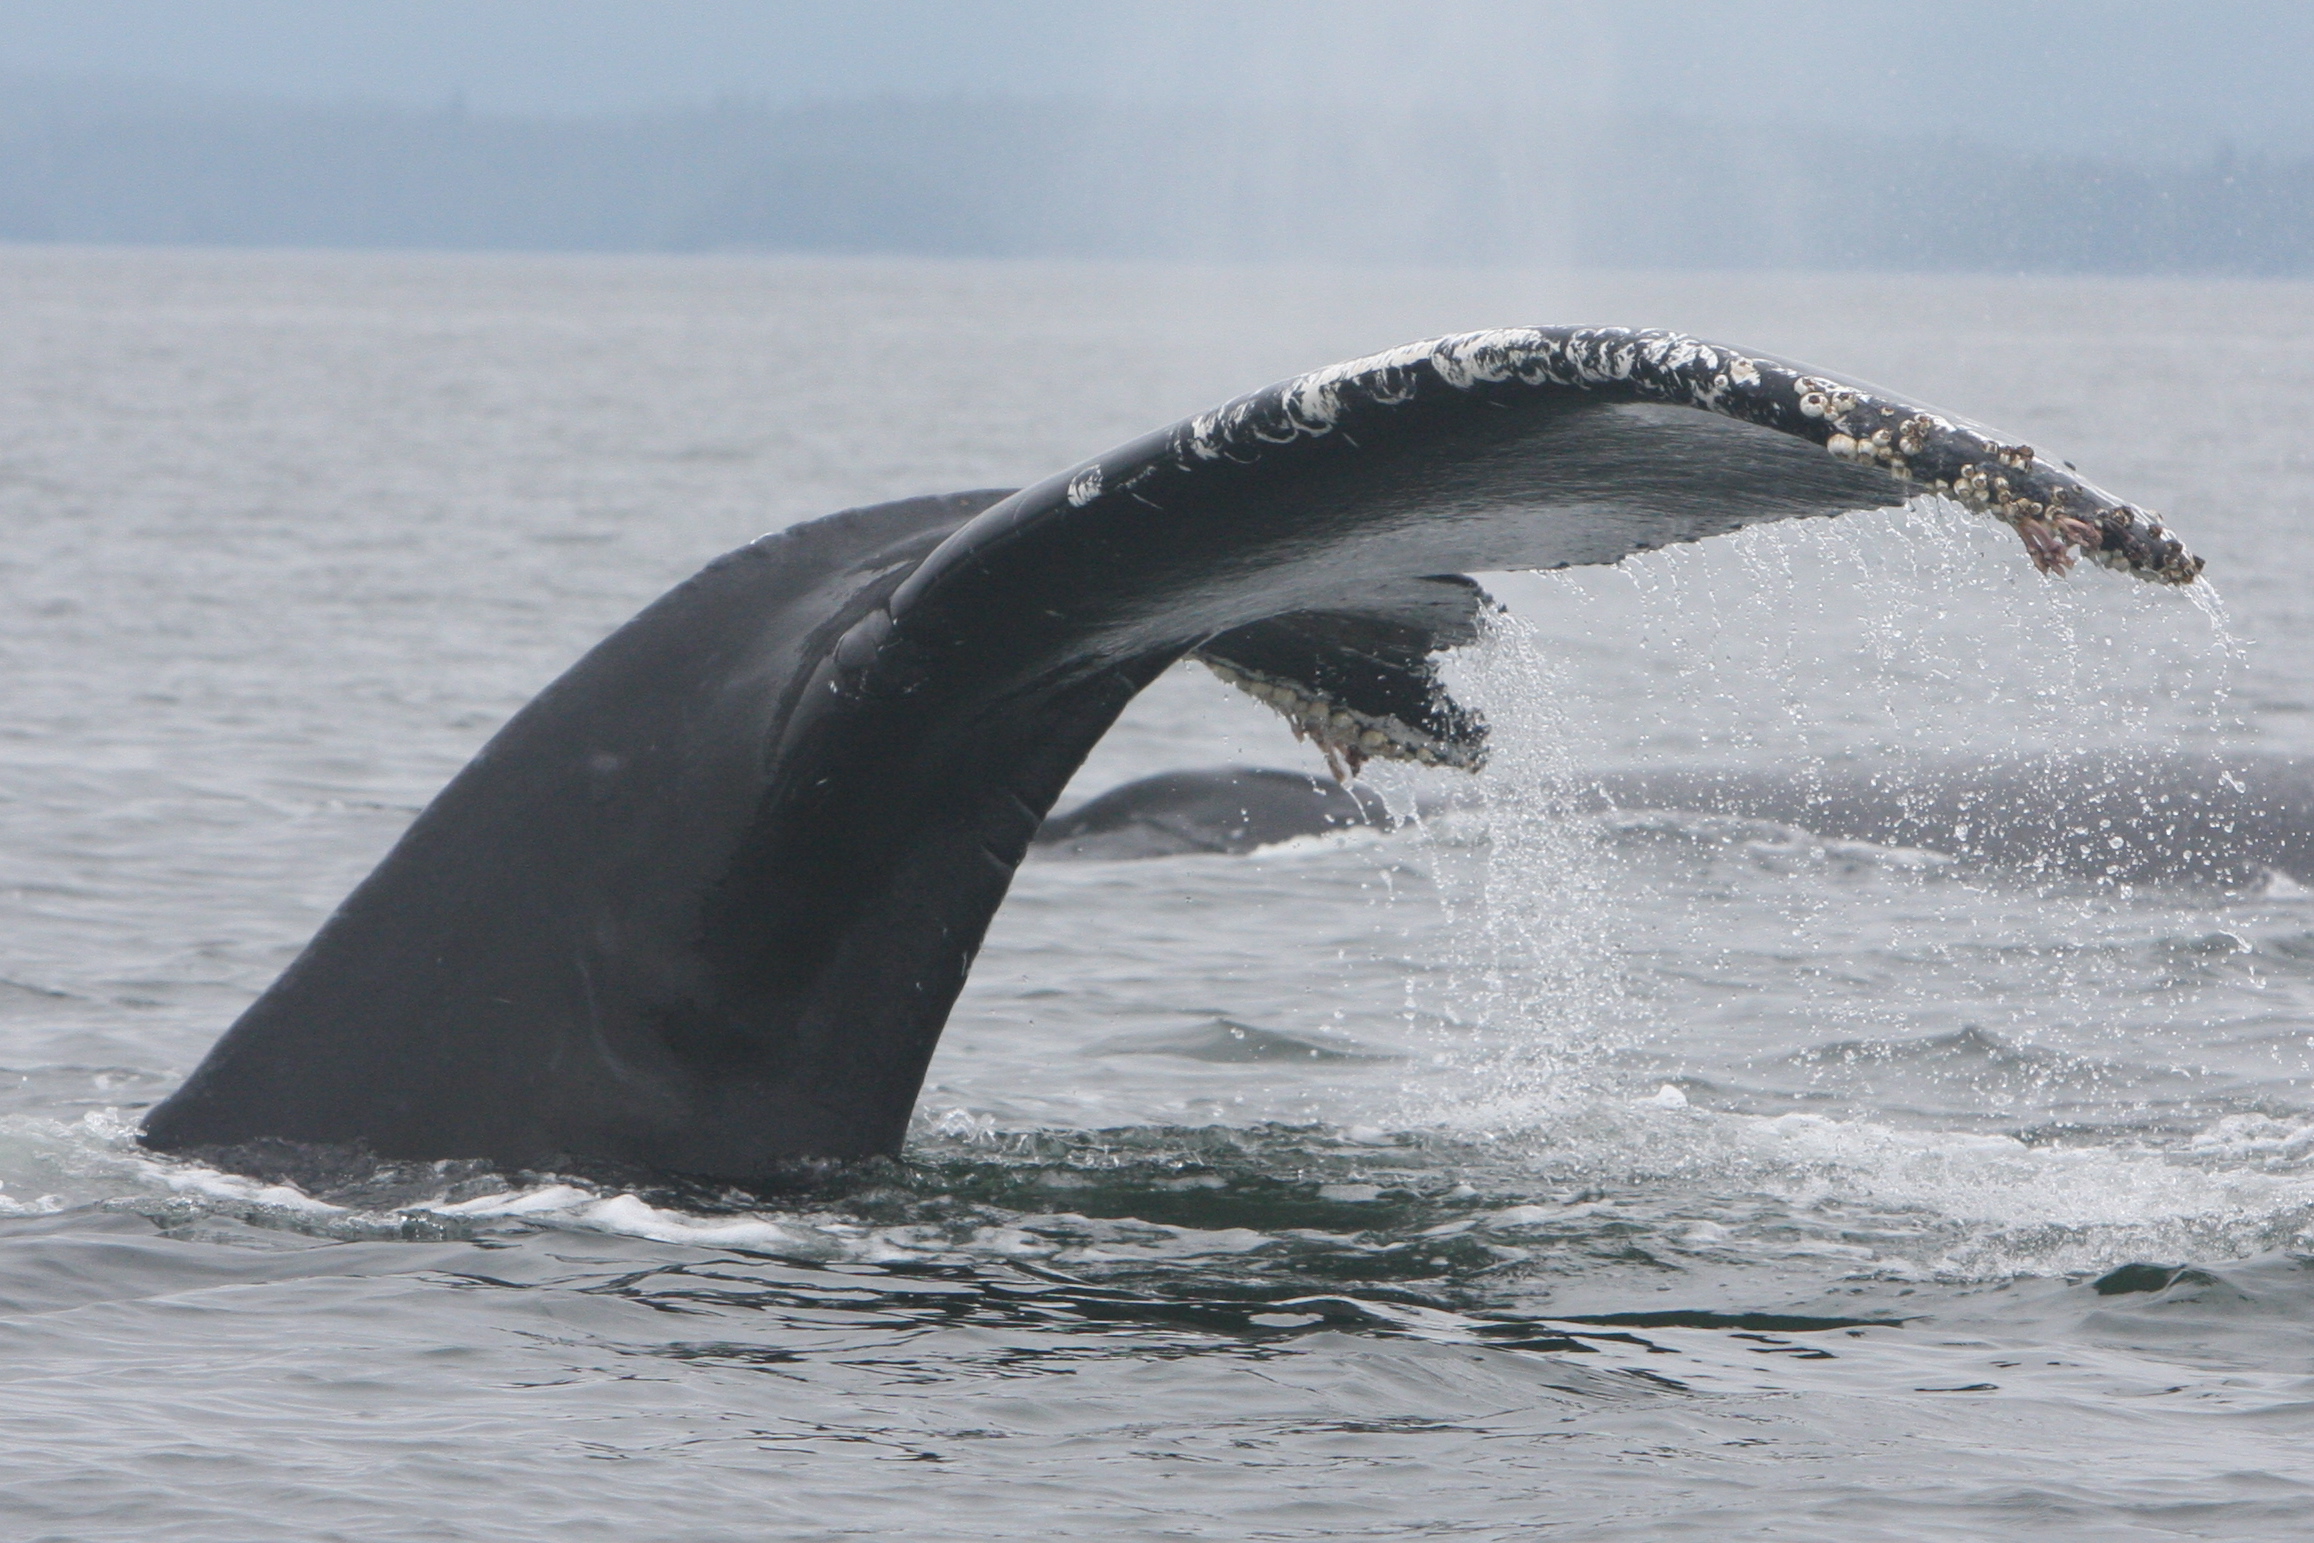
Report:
1041,759,2314,890
1036,766,1396,858
1587,758,2314,890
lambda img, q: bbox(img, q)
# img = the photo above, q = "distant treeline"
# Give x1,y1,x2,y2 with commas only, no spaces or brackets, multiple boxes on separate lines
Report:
0,88,2303,274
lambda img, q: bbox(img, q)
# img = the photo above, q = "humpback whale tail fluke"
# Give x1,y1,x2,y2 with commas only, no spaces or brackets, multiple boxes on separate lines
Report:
138,327,2205,1183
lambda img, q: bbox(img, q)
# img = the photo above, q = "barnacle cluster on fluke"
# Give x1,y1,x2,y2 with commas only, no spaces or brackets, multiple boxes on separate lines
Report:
1151,326,2202,586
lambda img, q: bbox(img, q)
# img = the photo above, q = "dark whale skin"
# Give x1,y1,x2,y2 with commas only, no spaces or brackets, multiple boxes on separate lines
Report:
1055,758,2312,890
139,327,2203,1182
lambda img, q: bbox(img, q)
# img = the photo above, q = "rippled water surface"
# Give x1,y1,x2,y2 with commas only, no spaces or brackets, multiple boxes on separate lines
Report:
6,249,2314,1539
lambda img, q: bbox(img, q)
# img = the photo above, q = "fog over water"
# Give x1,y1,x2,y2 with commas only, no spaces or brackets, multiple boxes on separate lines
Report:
8,0,2310,154
4,2,2314,271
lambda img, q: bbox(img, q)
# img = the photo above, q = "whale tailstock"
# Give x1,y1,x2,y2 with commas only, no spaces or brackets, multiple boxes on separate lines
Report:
138,326,2203,1185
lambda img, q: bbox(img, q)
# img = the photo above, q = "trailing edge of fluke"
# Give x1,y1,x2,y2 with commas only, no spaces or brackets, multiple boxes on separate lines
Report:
139,327,2204,1184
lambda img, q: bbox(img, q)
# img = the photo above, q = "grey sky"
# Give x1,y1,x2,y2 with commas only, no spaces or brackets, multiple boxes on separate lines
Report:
5,1,2309,157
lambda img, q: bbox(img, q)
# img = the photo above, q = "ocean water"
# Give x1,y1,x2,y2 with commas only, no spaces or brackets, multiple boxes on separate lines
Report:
5,247,2314,1540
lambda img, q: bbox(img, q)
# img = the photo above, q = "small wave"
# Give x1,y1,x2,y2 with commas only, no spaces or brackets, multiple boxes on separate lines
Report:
2187,1112,2314,1166
1603,807,1958,875
32,1089,2314,1303
1392,1087,2314,1281
1243,824,1392,860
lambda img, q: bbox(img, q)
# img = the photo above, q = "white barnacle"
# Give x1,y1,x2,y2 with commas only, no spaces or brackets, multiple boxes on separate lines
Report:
1278,340,1432,435
1431,328,1553,390
1281,377,1343,435
1066,465,1104,507
1185,411,1227,461
1644,333,1708,374
1826,432,1860,460
1792,375,1847,419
